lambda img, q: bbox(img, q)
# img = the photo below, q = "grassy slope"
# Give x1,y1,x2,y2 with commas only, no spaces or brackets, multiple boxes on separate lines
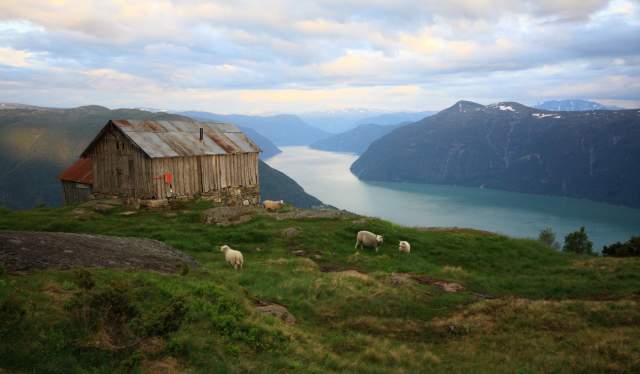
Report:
0,203,639,373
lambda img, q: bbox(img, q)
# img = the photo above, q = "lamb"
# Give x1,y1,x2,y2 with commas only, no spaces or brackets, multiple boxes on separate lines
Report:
398,241,411,253
263,199,285,211
220,245,244,270
355,230,384,252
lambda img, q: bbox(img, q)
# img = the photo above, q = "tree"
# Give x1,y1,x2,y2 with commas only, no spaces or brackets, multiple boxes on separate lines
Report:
602,236,640,257
538,227,560,249
563,226,594,255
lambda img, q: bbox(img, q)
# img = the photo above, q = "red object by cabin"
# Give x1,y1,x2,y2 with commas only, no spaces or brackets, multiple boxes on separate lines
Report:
164,172,173,184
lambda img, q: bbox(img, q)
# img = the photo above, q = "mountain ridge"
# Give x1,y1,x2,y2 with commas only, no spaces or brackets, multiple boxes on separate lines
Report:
535,99,622,111
178,111,330,146
351,100,640,208
310,123,405,154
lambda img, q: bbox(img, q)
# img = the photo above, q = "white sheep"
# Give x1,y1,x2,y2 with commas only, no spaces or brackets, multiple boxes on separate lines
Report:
220,245,244,270
398,241,411,253
355,230,384,252
263,199,285,211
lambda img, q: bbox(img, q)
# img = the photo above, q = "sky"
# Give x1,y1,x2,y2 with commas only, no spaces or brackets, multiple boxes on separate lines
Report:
0,0,639,113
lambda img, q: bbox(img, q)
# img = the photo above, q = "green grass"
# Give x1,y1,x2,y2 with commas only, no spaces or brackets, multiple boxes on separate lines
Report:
1,201,639,373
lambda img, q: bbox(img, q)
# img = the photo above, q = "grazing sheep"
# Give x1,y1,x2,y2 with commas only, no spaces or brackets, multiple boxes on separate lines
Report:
263,199,285,211
220,245,244,270
355,230,384,252
398,241,411,253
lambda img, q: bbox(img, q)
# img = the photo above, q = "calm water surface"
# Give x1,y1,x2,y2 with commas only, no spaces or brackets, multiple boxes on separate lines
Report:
267,146,640,249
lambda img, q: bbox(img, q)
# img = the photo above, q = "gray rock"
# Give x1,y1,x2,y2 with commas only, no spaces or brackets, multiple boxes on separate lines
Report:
282,227,301,239
255,304,296,324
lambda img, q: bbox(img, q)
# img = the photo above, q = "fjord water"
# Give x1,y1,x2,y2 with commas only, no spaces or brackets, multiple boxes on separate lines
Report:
267,146,640,249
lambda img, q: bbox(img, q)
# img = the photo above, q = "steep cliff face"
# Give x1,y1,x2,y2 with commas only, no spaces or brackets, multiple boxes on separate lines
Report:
351,101,640,208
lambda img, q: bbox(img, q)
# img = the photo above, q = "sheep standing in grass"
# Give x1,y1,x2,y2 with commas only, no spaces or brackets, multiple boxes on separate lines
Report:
355,231,384,252
220,245,244,270
263,200,285,211
399,241,411,253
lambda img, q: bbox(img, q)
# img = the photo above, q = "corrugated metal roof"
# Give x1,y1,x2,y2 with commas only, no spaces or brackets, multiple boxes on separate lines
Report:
82,119,261,158
58,158,93,185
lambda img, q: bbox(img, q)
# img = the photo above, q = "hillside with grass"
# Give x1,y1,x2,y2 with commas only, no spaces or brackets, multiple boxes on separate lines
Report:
1,202,639,373
0,105,320,209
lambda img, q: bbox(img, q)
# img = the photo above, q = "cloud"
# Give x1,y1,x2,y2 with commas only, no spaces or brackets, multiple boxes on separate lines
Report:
0,46,37,67
0,0,638,111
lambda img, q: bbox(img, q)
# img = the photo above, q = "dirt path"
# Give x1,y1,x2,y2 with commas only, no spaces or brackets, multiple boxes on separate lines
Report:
0,230,197,273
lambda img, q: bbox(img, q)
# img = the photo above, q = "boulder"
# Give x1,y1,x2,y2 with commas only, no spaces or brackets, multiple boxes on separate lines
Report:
201,206,259,226
282,227,301,239
255,304,296,324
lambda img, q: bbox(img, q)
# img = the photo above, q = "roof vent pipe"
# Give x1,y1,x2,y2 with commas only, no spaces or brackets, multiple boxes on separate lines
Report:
199,128,203,141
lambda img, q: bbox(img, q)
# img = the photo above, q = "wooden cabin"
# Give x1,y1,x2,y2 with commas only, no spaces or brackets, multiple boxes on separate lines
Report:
58,158,93,205
79,119,261,207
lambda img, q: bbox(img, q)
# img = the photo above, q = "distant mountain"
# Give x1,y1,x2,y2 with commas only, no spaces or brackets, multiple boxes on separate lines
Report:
0,102,48,110
300,109,434,133
0,105,321,209
237,126,281,159
351,100,640,208
259,161,323,208
535,100,622,111
299,109,383,133
179,111,330,146
310,123,405,154
355,111,434,126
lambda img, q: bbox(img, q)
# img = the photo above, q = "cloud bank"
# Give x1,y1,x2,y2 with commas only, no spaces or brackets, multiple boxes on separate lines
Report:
0,0,638,112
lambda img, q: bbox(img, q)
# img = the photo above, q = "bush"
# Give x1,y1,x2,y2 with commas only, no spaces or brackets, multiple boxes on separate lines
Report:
67,281,138,334
191,286,287,351
72,269,95,291
538,227,560,249
138,297,188,337
602,236,640,257
563,227,594,255
180,263,190,276
0,295,26,335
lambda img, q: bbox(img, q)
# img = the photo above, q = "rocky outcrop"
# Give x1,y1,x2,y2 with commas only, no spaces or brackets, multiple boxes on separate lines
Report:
0,230,197,272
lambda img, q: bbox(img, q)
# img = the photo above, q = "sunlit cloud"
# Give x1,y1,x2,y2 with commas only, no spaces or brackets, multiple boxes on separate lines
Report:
0,0,638,111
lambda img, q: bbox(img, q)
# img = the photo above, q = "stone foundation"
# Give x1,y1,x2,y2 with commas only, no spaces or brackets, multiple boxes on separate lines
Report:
200,185,260,207
90,184,260,209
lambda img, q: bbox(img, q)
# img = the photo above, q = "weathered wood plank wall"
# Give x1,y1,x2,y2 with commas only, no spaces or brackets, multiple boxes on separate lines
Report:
89,125,259,200
88,125,154,198
151,153,259,199
61,181,92,205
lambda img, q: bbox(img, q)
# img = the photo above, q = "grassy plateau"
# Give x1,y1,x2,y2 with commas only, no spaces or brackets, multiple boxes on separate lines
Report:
0,201,639,373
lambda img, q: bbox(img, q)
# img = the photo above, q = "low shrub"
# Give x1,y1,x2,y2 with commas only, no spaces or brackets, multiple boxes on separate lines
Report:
0,295,26,336
138,297,188,337
191,285,287,351
603,236,640,257
538,227,560,249
67,281,138,336
72,269,95,291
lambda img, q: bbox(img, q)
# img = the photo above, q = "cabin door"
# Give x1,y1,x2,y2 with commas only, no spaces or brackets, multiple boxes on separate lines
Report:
127,159,136,197
197,157,204,193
